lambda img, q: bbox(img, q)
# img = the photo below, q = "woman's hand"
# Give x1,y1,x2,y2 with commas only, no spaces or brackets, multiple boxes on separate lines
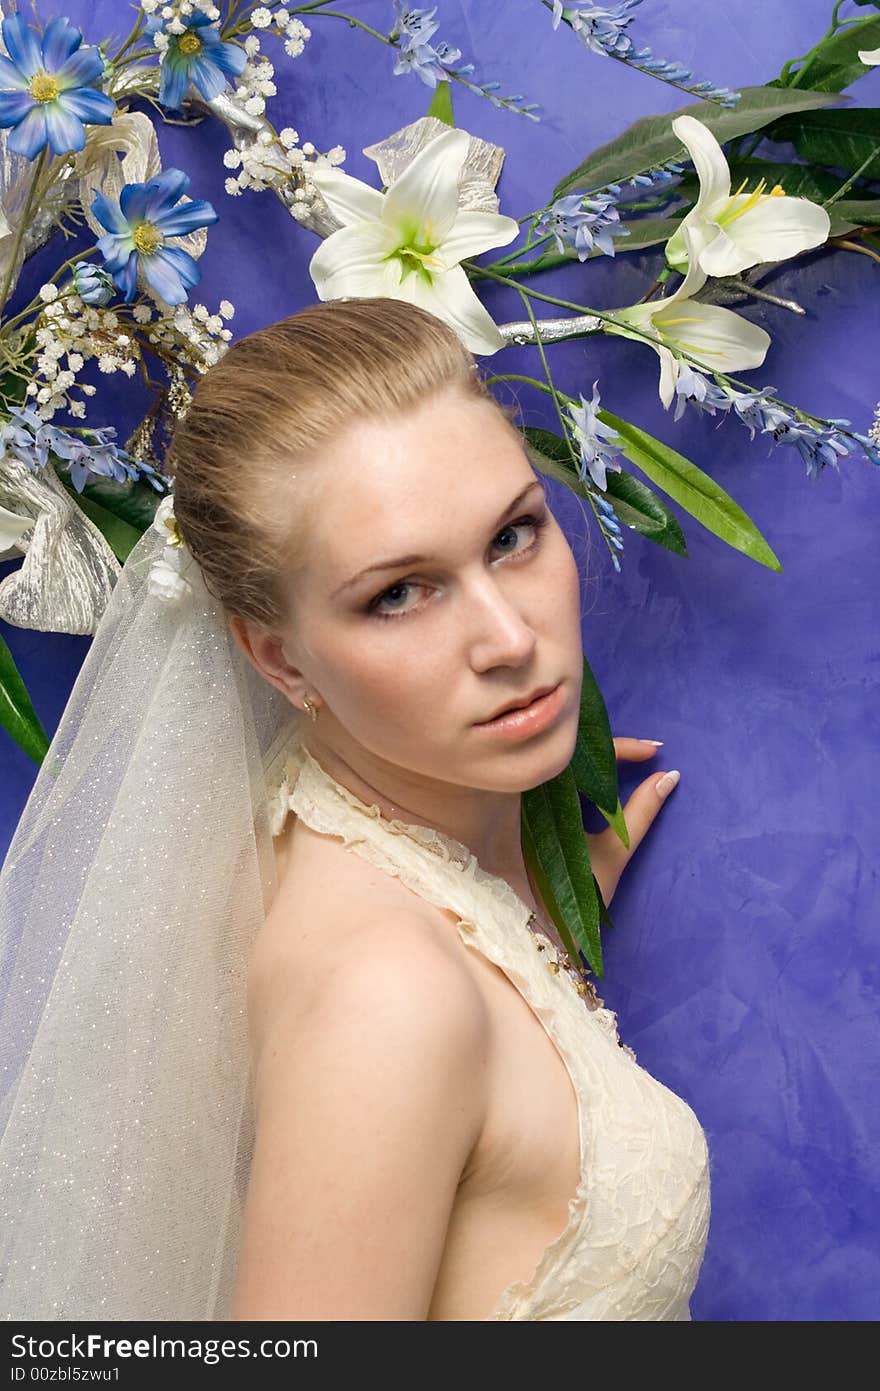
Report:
586,738,679,907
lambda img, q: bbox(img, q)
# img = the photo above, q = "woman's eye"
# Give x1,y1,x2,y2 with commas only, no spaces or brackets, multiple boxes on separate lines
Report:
367,513,547,621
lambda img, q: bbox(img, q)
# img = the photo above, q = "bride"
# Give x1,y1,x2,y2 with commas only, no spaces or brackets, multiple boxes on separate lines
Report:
0,295,708,1322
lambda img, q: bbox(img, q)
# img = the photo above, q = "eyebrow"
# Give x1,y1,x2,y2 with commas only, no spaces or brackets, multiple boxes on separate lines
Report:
332,477,547,598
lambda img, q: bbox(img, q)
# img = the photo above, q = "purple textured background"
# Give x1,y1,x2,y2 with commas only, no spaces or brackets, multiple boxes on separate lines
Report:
2,1,878,1320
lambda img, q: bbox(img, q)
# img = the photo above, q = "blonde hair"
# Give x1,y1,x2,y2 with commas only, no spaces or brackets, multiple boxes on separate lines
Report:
166,296,517,630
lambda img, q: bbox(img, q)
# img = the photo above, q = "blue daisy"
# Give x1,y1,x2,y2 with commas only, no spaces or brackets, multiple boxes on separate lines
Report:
91,168,218,306
0,13,114,160
145,12,247,111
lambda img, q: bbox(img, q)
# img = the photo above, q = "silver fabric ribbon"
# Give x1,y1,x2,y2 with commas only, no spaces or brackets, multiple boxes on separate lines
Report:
0,450,120,633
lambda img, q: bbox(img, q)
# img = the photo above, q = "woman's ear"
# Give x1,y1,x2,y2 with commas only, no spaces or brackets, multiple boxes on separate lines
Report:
226,613,311,707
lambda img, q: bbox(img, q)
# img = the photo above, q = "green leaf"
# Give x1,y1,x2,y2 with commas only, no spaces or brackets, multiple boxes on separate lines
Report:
598,797,630,849
827,198,880,226
826,199,880,237
569,654,620,817
53,462,162,535
765,107,880,178
677,156,842,206
0,628,50,765
522,767,604,976
427,78,454,126
783,14,880,92
602,467,688,557
553,85,845,200
521,803,579,959
54,470,144,564
522,426,689,559
599,409,783,572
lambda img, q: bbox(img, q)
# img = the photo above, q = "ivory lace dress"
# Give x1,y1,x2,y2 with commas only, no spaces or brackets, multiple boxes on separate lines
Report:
268,743,711,1321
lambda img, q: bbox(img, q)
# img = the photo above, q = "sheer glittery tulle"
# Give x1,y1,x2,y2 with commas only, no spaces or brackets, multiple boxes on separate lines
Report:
0,522,303,1321
271,744,712,1321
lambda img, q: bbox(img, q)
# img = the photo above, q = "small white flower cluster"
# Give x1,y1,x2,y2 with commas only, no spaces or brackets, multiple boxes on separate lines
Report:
146,298,235,375
251,8,312,60
869,400,880,451
228,14,311,120
25,287,140,422
23,291,234,420
142,1,220,44
222,126,345,198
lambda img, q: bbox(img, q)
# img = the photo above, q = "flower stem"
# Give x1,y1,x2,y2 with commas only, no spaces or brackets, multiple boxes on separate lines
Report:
463,258,644,338
0,252,101,339
831,237,880,266
0,149,48,327
108,11,146,65
480,251,572,277
308,9,391,44
822,145,880,208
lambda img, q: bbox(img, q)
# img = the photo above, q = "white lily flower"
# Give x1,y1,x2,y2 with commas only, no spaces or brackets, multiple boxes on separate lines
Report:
858,46,880,64
0,502,32,552
607,221,771,409
307,127,519,355
665,114,830,278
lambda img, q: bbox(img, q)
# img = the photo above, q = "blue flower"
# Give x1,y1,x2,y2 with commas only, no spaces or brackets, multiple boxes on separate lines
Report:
0,404,51,467
392,39,464,87
70,260,115,305
91,168,218,306
144,12,247,112
762,414,852,481
390,3,465,87
0,13,114,159
553,1,643,58
41,422,162,494
671,364,734,423
0,409,162,493
724,384,783,439
536,190,630,260
392,4,441,48
550,2,739,107
567,381,625,492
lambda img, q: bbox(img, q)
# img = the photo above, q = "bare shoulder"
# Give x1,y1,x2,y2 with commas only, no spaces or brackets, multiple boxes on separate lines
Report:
248,829,489,1054
231,846,490,1318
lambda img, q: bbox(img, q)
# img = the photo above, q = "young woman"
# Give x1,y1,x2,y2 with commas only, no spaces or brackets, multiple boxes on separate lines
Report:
0,297,709,1322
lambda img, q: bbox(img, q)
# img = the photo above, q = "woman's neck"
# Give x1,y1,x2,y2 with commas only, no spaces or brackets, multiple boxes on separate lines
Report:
302,733,532,888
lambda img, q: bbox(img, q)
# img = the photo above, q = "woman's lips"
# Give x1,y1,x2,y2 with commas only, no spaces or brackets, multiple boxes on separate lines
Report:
474,683,564,740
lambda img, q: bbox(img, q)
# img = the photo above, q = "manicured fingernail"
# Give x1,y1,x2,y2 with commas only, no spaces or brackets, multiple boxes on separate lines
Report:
656,769,680,798
640,739,664,747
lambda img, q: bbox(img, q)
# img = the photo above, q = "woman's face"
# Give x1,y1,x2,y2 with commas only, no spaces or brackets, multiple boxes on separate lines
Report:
278,384,584,794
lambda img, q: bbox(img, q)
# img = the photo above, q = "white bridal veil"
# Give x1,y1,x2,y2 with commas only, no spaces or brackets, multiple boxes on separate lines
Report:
0,517,305,1319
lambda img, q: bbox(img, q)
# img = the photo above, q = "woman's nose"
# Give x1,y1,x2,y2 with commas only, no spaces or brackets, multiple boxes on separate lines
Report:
467,578,537,671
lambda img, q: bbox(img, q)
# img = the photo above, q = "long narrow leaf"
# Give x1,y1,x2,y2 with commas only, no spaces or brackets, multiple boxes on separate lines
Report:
553,86,842,199
570,654,620,817
0,630,49,764
522,767,604,976
599,410,783,572
521,804,580,962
